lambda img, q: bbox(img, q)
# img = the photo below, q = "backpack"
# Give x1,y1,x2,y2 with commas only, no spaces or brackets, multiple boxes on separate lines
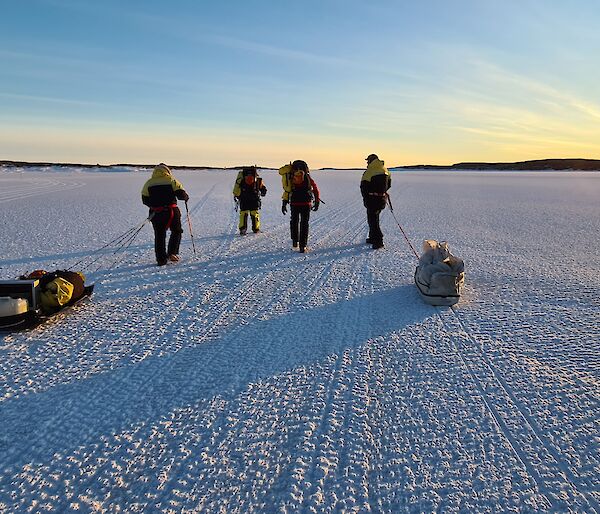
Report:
287,168,314,204
241,167,260,192
290,169,312,192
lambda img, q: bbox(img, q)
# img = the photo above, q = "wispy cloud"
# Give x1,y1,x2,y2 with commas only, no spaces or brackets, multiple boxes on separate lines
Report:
209,34,350,67
0,92,102,107
470,59,600,122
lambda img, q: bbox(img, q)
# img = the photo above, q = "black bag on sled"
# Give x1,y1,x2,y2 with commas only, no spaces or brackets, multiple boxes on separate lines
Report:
0,272,94,331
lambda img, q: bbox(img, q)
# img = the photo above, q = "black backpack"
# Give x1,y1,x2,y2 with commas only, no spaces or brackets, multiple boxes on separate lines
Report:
241,166,260,193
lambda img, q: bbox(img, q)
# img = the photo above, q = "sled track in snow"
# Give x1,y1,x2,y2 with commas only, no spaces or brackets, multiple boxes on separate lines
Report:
188,183,218,217
437,306,599,512
0,176,86,203
272,205,375,511
171,200,374,510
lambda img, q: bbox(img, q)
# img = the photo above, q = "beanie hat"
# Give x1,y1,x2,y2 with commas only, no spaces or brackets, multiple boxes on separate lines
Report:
291,160,309,172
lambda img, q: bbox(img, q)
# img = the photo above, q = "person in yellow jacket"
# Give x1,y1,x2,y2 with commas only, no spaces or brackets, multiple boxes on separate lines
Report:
232,166,267,235
141,163,189,266
360,154,391,249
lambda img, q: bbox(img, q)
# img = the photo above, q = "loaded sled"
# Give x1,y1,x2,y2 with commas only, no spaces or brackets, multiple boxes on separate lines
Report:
0,278,94,331
414,240,465,306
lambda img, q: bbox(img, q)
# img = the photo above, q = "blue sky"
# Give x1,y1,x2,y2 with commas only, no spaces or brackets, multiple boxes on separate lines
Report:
1,0,599,167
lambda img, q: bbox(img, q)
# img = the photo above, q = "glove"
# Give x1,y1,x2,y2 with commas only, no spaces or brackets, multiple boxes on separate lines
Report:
182,191,190,202
260,187,267,197
312,200,320,211
282,200,288,214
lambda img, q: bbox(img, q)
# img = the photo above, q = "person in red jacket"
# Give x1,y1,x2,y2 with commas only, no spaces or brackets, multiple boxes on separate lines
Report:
279,160,320,253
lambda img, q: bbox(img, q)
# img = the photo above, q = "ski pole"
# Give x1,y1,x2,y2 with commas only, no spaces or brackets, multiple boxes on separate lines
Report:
185,200,197,257
386,194,419,260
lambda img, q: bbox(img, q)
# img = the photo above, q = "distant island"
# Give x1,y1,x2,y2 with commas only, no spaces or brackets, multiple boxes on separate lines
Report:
393,158,600,171
1,158,599,171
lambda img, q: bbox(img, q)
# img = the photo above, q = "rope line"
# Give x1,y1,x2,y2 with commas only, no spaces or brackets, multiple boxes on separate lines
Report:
386,194,420,260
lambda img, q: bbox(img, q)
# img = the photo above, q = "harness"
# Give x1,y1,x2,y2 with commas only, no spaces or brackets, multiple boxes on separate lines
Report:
150,203,177,229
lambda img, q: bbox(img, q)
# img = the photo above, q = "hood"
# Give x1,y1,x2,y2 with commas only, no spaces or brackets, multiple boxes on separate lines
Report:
367,158,386,171
152,163,172,179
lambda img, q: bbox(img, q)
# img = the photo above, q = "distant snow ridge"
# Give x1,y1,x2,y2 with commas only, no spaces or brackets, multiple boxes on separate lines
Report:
0,175,86,203
0,165,151,174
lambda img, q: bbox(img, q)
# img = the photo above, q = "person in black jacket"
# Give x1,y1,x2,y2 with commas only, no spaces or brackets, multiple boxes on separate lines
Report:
232,166,267,234
141,163,190,266
360,154,391,249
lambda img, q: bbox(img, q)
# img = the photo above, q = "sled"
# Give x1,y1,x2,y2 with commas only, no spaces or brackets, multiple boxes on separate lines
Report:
414,268,463,306
414,240,465,306
0,280,95,332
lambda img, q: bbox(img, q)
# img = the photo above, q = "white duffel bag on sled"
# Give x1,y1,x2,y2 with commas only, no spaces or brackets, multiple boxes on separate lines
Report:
414,240,465,306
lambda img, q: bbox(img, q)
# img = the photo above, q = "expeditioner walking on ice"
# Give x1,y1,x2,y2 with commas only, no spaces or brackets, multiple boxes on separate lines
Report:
233,166,267,235
141,163,190,266
279,160,320,253
361,154,391,250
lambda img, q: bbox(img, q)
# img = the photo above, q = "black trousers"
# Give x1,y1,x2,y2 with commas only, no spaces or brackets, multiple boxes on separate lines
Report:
290,205,311,248
151,207,183,262
366,207,383,245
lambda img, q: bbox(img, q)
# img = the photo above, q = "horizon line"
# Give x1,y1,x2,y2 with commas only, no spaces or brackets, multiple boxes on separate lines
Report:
2,157,600,171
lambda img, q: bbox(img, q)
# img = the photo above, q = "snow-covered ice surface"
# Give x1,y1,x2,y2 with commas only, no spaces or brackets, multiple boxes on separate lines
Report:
0,168,598,513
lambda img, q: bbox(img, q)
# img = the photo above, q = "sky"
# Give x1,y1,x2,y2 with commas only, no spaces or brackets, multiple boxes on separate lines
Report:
1,0,600,168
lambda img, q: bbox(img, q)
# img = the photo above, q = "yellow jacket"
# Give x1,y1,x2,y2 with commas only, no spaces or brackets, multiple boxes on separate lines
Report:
361,158,390,183
141,164,187,207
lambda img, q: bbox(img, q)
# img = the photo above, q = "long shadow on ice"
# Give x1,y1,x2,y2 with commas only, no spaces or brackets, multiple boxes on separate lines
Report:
0,284,428,475
0,233,224,273
99,242,370,297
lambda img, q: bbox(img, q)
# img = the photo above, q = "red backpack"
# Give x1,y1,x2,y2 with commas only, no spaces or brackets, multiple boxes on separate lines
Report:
241,167,259,191
291,169,310,191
